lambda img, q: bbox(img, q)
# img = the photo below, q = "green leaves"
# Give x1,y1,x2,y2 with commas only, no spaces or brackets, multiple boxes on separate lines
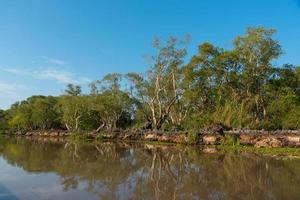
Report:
65,84,82,96
90,90,134,129
58,95,89,131
2,27,300,132
4,96,60,131
181,26,294,130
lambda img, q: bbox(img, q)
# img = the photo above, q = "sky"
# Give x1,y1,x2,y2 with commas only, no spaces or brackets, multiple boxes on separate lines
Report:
0,0,300,109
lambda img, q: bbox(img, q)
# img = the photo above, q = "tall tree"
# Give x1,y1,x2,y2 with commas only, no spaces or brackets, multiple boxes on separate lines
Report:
59,85,87,131
127,37,187,130
233,27,282,122
58,95,89,131
30,96,60,130
89,73,134,130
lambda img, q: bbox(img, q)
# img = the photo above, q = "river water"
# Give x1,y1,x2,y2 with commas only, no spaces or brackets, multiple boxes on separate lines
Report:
0,137,299,200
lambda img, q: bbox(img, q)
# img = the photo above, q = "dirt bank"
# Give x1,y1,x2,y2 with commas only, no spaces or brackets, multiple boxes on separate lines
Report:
14,128,300,148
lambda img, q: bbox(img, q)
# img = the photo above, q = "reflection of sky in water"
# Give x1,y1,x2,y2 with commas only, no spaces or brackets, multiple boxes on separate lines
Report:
0,139,299,200
0,157,97,200
0,155,143,200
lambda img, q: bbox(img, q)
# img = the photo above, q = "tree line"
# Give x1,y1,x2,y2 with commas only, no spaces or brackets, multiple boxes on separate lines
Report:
0,27,299,133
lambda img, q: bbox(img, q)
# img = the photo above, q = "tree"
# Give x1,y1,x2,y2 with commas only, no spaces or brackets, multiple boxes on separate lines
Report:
58,85,88,131
182,43,245,128
181,27,283,129
89,73,134,130
127,37,187,130
58,95,89,131
0,109,8,133
4,96,61,131
183,43,221,112
65,84,82,96
263,64,300,129
7,100,33,131
268,64,300,98
265,88,300,129
30,96,60,130
233,27,282,122
90,91,133,130
2,27,299,132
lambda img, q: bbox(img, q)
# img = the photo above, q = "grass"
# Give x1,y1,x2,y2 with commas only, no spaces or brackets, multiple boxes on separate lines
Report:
220,135,240,146
68,132,95,141
187,130,199,144
215,134,300,159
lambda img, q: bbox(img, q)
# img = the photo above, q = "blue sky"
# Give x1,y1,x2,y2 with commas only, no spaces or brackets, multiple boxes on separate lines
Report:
1,0,300,109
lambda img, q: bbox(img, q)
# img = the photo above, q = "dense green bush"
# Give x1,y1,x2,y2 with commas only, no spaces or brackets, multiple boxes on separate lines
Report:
220,135,240,147
187,130,200,144
0,110,8,133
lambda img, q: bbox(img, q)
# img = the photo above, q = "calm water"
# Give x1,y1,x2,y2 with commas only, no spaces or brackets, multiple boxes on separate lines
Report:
0,137,299,200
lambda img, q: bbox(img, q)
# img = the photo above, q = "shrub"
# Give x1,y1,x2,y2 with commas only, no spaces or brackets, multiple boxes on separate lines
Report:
187,130,200,144
220,135,240,146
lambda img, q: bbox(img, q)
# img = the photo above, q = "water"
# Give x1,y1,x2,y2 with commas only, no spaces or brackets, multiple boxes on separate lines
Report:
0,137,299,200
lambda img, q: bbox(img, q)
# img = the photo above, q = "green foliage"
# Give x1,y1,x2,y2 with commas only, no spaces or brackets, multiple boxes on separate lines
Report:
8,102,32,131
220,135,240,147
182,112,212,130
187,130,199,144
212,99,255,129
0,109,8,133
89,76,135,130
64,84,81,96
127,36,188,130
281,106,300,129
9,111,30,130
58,95,89,131
95,90,133,129
31,96,60,130
5,96,61,132
264,89,300,130
180,26,296,130
2,27,300,132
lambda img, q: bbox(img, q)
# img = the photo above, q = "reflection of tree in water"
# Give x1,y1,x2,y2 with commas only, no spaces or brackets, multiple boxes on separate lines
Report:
133,148,186,200
55,141,137,199
0,138,299,200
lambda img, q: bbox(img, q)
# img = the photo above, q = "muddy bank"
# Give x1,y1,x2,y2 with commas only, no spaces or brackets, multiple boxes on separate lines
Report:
14,129,300,148
225,130,300,147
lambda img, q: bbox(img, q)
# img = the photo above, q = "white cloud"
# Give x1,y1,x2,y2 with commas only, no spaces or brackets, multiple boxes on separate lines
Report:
33,68,90,84
0,81,27,108
78,77,92,84
0,66,28,76
0,83,17,95
33,69,75,83
41,56,67,65
0,82,25,96
0,66,90,85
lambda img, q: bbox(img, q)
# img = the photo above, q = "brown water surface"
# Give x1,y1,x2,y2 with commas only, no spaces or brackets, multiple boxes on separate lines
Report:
0,137,299,200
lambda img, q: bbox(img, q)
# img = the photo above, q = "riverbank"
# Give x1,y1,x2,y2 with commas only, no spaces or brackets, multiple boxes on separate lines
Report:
12,128,300,148
9,134,300,159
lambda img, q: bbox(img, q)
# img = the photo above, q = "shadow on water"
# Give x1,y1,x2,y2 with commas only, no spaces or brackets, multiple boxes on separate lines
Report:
0,137,299,200
0,183,19,200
